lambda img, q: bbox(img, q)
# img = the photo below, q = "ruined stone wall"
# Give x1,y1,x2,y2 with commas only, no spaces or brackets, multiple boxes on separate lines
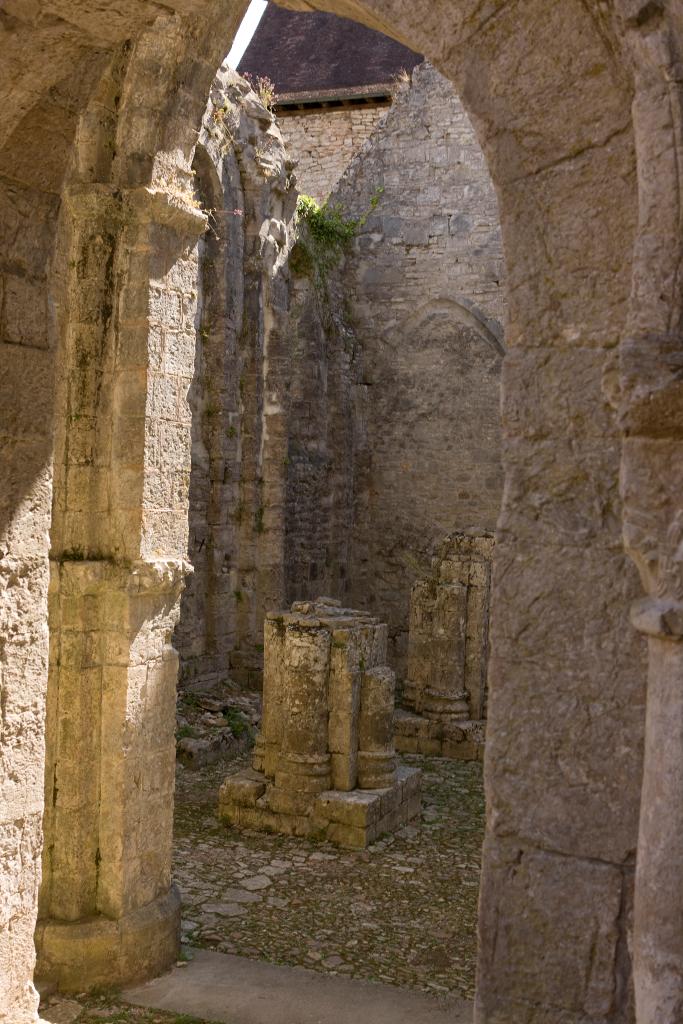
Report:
0,160,57,1024
0,52,111,1022
279,105,387,203
1,0,680,1020
174,72,296,691
333,62,506,671
283,269,357,606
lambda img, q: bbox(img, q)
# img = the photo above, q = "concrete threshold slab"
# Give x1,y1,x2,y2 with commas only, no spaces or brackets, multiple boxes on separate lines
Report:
123,949,473,1024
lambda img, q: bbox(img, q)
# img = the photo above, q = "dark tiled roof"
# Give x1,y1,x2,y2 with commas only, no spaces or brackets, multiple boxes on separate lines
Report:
237,4,422,100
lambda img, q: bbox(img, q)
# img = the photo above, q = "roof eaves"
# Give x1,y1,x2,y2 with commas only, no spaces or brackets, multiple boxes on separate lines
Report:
275,83,394,106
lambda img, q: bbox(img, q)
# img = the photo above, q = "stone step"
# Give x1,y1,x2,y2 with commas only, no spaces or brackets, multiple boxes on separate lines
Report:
123,948,473,1024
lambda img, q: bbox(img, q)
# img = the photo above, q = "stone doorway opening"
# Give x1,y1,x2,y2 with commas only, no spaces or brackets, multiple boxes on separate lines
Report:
163,9,506,1012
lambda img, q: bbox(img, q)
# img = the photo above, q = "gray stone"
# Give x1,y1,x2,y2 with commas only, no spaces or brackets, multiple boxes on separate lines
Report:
240,876,272,892
202,902,249,918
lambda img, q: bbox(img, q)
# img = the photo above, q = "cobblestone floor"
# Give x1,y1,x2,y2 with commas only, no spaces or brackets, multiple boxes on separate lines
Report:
174,754,485,1000
41,995,210,1024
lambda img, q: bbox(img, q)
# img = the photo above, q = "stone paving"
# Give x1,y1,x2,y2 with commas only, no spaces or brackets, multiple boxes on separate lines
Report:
39,751,484,1024
174,753,485,1000
41,994,211,1024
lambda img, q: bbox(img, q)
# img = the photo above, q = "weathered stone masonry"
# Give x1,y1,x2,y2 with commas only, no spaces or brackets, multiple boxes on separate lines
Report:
35,38,214,991
396,531,493,760
174,71,297,692
278,105,387,202
284,62,505,677
1,1,682,1022
342,63,504,674
219,596,421,848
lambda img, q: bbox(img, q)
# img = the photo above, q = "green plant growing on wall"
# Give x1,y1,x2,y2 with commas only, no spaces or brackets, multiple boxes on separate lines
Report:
292,194,356,277
298,194,359,246
291,188,384,281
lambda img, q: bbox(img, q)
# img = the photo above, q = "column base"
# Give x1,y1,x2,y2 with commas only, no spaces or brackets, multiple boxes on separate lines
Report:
35,887,181,995
394,708,486,760
219,765,421,848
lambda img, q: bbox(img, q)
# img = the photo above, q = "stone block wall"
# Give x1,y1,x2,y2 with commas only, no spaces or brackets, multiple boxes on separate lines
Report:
0,182,56,1024
283,270,357,607
279,105,387,203
175,61,507,691
341,63,505,672
0,53,107,1022
284,62,506,675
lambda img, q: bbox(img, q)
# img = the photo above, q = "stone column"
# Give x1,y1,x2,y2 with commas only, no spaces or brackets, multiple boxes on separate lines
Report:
618,8,683,1022
420,581,470,721
36,561,185,991
253,615,287,777
403,534,493,725
328,627,362,791
36,182,205,992
403,579,433,711
358,666,398,789
271,619,332,812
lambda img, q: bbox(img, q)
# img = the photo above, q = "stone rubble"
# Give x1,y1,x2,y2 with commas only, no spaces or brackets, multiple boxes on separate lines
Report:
175,677,261,769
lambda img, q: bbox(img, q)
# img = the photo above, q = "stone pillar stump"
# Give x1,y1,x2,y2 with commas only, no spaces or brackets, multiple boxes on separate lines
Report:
219,597,420,848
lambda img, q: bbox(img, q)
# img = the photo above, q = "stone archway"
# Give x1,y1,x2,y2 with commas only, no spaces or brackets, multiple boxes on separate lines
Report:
1,2,682,1023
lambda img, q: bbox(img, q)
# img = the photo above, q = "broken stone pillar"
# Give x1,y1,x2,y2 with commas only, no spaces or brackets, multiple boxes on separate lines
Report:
219,598,419,848
404,580,470,720
252,616,287,777
328,624,363,791
358,666,399,789
396,532,493,759
271,622,332,812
